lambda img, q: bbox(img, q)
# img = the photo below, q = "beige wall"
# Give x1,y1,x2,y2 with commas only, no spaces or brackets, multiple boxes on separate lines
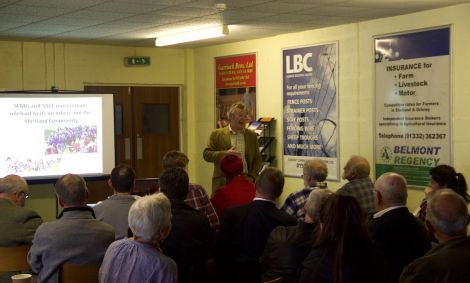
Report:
2,3,470,220
0,42,190,221
190,3,470,212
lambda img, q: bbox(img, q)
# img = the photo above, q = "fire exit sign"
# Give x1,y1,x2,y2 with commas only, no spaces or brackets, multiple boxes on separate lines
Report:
125,56,150,66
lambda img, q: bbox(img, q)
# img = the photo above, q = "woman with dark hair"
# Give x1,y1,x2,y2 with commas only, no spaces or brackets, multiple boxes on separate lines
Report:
417,164,469,223
299,194,389,283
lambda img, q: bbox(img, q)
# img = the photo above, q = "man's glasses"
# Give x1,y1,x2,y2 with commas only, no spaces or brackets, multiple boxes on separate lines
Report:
21,191,30,199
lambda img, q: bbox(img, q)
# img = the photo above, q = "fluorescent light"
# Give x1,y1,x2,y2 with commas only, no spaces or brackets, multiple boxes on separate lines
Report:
155,25,229,47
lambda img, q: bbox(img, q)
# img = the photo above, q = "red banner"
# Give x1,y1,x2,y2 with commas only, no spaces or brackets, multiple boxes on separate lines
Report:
215,54,256,89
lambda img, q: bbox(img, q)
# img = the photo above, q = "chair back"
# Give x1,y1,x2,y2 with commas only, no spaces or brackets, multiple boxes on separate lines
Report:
59,263,100,283
0,245,31,272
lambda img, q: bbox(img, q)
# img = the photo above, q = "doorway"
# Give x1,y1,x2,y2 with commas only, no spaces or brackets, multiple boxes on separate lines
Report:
84,85,180,178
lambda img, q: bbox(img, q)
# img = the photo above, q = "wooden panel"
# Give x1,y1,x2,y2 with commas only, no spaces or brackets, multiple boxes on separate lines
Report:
0,245,31,272
132,86,179,178
84,85,132,168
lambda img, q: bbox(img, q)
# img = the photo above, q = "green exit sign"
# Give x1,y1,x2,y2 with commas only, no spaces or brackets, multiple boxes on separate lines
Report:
125,56,150,66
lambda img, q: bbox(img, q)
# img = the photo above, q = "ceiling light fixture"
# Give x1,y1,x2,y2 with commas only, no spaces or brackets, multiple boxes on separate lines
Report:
155,25,229,47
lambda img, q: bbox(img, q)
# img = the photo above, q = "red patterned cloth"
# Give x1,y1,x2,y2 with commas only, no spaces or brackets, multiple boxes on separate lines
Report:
185,183,220,230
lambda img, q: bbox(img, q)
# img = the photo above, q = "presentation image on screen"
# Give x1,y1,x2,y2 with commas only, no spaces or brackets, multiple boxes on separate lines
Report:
0,93,115,181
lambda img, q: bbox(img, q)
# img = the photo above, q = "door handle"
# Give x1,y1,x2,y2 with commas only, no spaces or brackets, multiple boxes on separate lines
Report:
137,135,143,160
124,138,131,161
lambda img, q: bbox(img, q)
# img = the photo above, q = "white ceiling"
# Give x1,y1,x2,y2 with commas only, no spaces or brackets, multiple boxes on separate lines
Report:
0,0,467,48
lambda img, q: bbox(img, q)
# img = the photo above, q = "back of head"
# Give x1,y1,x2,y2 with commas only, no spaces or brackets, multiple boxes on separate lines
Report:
430,165,469,202
128,192,172,242
303,159,328,182
0,175,28,195
375,172,408,206
55,174,87,207
110,164,135,193
426,189,469,237
317,194,367,246
220,154,243,179
255,167,284,200
347,155,370,180
159,167,189,200
304,189,332,220
162,150,189,170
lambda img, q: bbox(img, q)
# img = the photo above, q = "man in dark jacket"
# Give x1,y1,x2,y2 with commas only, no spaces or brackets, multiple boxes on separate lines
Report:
160,167,214,283
215,167,297,283
262,188,332,282
368,172,430,282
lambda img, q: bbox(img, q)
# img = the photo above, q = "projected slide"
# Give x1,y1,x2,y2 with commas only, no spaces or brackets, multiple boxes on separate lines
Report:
0,94,114,179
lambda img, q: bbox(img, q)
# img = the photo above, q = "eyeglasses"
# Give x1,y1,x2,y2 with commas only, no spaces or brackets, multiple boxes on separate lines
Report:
21,191,30,199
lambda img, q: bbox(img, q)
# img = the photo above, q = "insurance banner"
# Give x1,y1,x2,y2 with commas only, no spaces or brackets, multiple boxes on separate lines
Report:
375,27,451,187
215,54,256,128
282,43,339,180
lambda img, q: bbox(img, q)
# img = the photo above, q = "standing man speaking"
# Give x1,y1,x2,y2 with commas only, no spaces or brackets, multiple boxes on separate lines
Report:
204,103,262,192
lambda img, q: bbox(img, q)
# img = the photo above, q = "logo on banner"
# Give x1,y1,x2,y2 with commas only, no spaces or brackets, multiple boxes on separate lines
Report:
380,146,393,163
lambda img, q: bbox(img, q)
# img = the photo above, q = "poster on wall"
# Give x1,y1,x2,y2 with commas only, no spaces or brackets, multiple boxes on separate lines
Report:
282,43,339,180
215,54,256,128
375,27,451,187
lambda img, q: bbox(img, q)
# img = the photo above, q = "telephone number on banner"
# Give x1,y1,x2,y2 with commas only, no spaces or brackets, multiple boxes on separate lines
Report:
404,133,447,140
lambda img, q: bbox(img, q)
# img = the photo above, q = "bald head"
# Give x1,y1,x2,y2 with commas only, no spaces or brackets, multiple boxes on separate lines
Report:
427,189,469,239
342,155,370,181
0,175,29,206
375,172,408,208
55,174,87,207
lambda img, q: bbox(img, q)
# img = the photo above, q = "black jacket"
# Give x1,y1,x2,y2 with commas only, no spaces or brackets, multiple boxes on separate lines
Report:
161,199,214,283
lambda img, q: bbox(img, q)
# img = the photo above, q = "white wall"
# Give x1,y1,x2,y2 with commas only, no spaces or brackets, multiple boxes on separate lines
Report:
190,3,470,211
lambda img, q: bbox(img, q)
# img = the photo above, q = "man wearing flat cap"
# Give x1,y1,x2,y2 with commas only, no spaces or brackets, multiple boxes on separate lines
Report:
211,154,256,217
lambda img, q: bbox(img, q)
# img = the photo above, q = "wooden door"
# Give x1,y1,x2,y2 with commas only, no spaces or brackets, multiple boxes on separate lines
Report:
84,85,179,178
132,86,179,177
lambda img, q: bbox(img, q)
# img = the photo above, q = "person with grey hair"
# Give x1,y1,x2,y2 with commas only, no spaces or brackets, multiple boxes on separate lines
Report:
368,173,430,283
0,175,42,283
99,193,177,283
203,102,262,192
28,174,115,283
215,167,297,283
400,189,470,283
0,175,42,247
262,189,332,283
337,155,375,216
281,159,328,220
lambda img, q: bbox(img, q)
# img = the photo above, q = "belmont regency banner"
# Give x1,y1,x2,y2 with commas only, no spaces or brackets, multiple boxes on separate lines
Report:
282,43,339,180
375,27,451,187
215,54,256,128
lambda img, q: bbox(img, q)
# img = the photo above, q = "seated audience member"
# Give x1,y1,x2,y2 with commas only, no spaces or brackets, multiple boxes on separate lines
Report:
281,159,328,220
299,194,390,283
215,167,297,283
162,150,219,229
211,154,256,217
336,155,375,217
28,174,115,283
93,164,138,239
160,168,213,283
400,189,470,283
368,173,431,283
0,175,42,246
99,193,177,283
416,165,468,222
0,175,42,283
262,189,332,283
